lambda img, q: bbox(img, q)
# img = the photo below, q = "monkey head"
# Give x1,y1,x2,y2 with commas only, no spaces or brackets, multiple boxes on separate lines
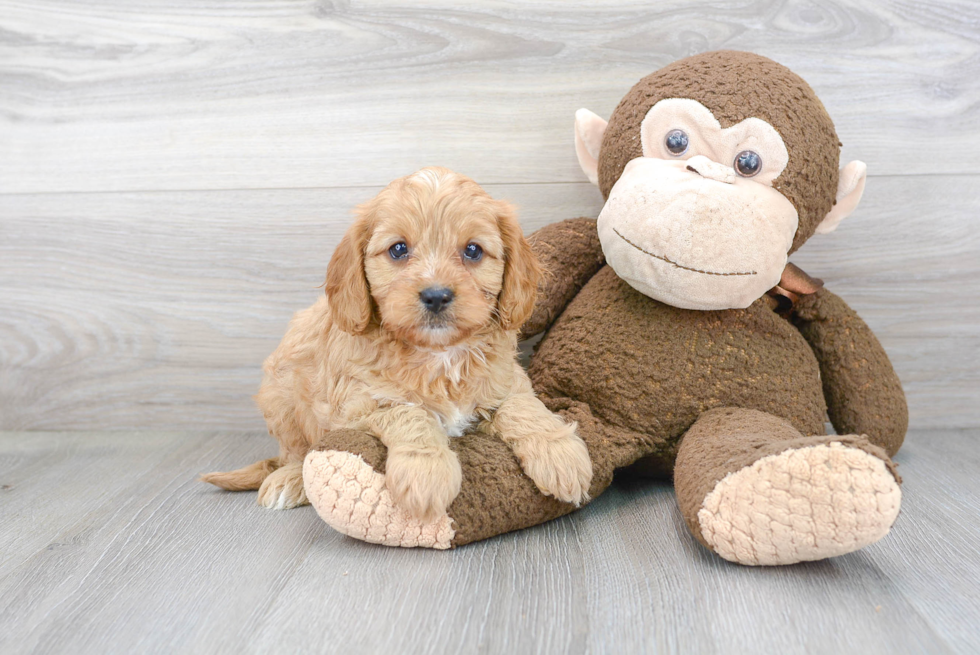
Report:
575,51,868,310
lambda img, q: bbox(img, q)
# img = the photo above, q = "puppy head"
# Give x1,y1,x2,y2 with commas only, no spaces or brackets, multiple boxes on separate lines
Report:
324,167,540,347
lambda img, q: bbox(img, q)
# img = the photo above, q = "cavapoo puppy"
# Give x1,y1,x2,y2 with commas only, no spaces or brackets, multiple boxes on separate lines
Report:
203,167,592,520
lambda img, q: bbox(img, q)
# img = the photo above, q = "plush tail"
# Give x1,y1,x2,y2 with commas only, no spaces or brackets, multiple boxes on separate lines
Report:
200,457,280,491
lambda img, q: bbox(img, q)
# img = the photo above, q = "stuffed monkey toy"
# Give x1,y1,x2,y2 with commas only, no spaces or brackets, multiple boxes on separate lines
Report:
302,51,908,565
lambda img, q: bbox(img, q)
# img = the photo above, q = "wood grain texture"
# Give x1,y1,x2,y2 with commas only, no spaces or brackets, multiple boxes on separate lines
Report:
1,0,979,193
1,0,978,430
2,175,978,430
0,429,977,654
2,3,977,653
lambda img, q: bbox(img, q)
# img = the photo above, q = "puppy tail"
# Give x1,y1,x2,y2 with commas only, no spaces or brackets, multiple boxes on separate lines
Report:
200,457,281,491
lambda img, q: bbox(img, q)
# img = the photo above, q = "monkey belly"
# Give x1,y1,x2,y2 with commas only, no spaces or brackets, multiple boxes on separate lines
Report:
528,266,827,471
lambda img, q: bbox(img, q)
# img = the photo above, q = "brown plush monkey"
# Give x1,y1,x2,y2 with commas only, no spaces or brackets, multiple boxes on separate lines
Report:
303,51,908,565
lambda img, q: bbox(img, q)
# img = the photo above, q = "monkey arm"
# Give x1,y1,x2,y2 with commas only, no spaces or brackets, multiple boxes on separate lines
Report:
519,217,606,339
792,288,908,456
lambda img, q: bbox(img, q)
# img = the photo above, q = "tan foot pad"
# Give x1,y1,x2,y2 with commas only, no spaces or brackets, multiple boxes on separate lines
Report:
698,442,901,566
303,450,455,549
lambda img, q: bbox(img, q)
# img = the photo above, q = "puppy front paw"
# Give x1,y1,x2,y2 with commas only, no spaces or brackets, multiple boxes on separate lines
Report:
385,446,462,522
512,424,593,506
257,462,308,509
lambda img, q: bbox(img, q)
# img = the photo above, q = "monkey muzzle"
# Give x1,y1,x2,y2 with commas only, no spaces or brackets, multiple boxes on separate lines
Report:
596,157,799,311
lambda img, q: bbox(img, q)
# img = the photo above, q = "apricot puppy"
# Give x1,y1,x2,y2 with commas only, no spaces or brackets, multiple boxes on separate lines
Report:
203,167,592,520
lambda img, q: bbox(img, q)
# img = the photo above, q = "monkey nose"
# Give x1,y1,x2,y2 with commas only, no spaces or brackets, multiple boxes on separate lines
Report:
420,287,454,314
685,155,736,184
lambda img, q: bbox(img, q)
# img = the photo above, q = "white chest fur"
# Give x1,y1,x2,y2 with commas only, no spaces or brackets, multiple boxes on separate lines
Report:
351,341,493,438
437,405,478,438
423,343,485,436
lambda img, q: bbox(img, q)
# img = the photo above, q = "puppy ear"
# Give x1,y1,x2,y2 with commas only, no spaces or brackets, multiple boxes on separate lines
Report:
324,209,374,335
496,201,541,331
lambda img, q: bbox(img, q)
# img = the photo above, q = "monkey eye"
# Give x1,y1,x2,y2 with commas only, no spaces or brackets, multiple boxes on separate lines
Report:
665,129,689,155
388,241,409,260
734,150,762,177
462,243,483,262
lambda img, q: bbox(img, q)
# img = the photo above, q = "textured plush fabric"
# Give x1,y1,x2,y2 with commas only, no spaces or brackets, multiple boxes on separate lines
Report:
574,108,608,185
596,157,799,310
304,447,455,549
815,160,868,234
676,409,902,565
519,217,606,339
793,288,908,456
307,425,597,547
302,51,908,565
699,445,901,565
598,50,840,253
314,429,390,472
529,264,829,467
638,100,790,185
304,226,907,557
306,396,706,548
674,408,899,552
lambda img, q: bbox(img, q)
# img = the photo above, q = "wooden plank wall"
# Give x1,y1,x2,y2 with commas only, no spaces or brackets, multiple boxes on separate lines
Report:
1,0,978,431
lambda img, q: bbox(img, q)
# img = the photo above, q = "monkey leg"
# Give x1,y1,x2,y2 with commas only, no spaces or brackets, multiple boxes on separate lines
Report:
303,399,657,548
303,429,455,549
674,407,902,566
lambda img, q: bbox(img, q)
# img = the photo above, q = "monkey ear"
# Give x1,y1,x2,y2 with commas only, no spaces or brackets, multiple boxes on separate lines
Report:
495,201,542,331
575,108,608,186
815,160,867,235
324,211,374,334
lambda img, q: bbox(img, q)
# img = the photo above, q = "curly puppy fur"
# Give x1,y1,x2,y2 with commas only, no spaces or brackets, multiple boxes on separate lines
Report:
202,168,592,520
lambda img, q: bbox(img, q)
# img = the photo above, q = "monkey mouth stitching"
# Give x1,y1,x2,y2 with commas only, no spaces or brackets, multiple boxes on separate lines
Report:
612,227,757,277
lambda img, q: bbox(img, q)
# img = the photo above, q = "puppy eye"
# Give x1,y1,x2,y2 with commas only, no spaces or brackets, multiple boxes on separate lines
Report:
462,243,483,262
734,150,762,177
388,242,409,260
665,129,689,156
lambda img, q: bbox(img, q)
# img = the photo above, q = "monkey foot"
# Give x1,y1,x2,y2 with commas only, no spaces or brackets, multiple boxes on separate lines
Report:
303,449,455,549
697,441,901,566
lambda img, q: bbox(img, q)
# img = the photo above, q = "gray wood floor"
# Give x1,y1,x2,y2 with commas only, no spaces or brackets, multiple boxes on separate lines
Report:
0,429,977,654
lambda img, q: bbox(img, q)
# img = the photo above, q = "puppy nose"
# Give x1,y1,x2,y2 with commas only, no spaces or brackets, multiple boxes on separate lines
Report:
420,287,454,314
